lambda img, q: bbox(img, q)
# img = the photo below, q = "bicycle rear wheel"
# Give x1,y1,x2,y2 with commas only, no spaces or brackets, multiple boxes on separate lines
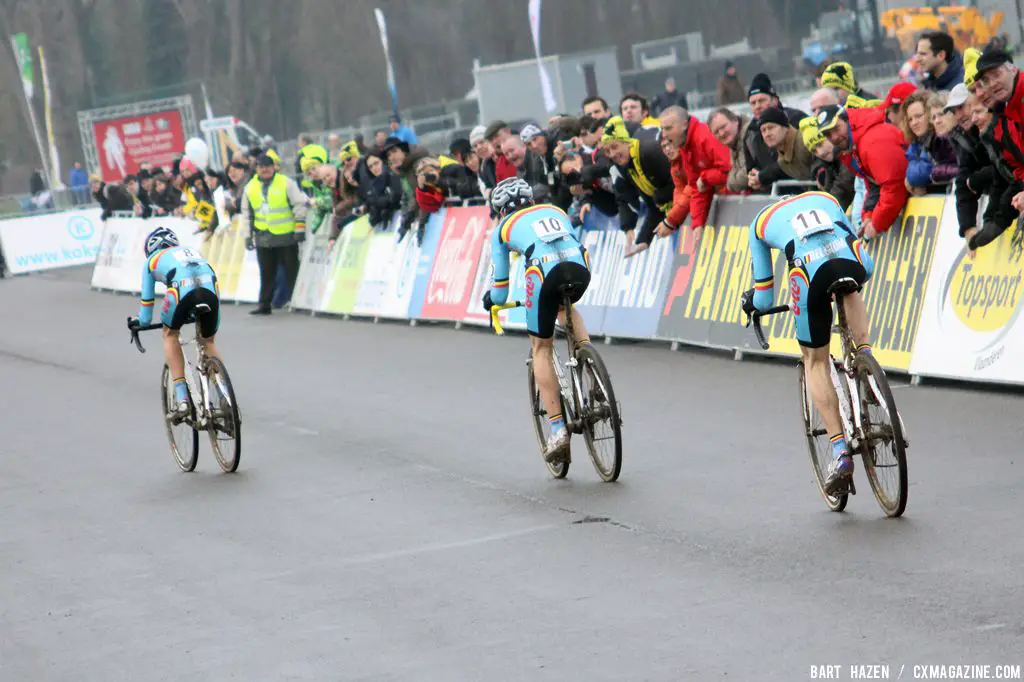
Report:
527,355,570,479
576,344,622,482
854,352,908,517
204,357,242,473
161,364,198,472
798,361,847,512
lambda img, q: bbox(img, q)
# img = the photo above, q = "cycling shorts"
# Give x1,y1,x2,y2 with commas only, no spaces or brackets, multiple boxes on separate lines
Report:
790,257,867,348
161,265,220,338
525,252,590,339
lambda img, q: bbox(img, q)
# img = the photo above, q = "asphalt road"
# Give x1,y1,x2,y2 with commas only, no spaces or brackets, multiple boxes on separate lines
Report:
2,267,1022,681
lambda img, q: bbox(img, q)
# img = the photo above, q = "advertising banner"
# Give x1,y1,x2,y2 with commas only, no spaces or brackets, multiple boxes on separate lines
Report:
910,198,1024,383
201,220,259,303
405,212,447,319
90,110,186,182
0,208,103,275
322,217,373,315
420,206,491,321
291,222,338,312
463,223,528,329
657,197,772,346
757,196,941,371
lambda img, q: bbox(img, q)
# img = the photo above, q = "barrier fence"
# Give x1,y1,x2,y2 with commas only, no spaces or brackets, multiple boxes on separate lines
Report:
82,192,1024,388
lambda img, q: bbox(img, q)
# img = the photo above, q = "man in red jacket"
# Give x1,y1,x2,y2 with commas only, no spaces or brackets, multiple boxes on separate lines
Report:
818,104,908,239
656,106,732,241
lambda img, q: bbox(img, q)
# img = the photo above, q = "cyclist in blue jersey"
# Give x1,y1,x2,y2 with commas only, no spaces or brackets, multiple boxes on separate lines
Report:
483,178,592,463
129,227,223,421
741,191,875,494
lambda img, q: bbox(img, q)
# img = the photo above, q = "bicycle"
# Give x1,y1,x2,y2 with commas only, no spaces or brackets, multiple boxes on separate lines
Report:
128,303,242,473
746,277,909,517
490,286,623,481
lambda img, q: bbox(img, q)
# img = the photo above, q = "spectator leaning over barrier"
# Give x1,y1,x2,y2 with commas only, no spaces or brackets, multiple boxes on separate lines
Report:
362,151,403,227
138,169,156,217
485,120,518,183
558,149,617,226
224,161,250,218
708,107,753,194
577,114,606,154
917,31,965,92
820,62,879,104
382,136,429,236
619,91,660,141
658,105,731,242
439,138,482,201
470,125,496,195
582,96,612,119
149,174,177,216
241,154,308,315
799,118,855,209
717,61,746,105
600,115,674,257
945,84,1010,251
520,124,558,196
297,138,329,196
745,73,808,193
970,48,1024,222
389,114,418,145
964,65,1023,252
881,82,918,127
758,107,815,181
652,77,688,117
91,174,134,220
900,90,958,195
818,105,909,239
501,135,547,192
316,163,365,245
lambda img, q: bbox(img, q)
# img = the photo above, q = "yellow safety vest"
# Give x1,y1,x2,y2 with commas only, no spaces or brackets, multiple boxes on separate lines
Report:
246,174,296,235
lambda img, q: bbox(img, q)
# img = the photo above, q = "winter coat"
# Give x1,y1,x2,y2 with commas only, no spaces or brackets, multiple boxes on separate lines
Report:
838,107,909,234
364,170,403,226
744,105,808,190
652,89,688,117
922,52,965,92
905,133,957,190
664,116,732,229
775,127,815,181
725,115,753,193
439,156,482,200
716,75,746,105
951,125,1013,236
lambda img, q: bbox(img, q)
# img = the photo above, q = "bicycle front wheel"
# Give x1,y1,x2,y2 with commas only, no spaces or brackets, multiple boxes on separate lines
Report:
798,361,847,512
576,344,622,482
161,364,198,472
854,352,908,518
527,355,569,479
204,358,242,473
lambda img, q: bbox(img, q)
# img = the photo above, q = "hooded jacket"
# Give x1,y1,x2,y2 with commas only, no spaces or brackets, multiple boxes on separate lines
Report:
664,116,731,230
838,107,909,234
612,138,674,241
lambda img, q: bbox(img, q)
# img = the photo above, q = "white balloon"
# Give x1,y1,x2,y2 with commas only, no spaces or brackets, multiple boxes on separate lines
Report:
184,137,209,169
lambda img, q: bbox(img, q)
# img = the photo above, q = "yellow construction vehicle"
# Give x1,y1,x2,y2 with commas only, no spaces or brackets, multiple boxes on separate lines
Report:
880,4,1003,54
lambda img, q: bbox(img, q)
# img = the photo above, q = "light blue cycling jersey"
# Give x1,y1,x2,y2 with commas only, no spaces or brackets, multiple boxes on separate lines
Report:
488,204,588,304
749,191,874,311
138,246,217,326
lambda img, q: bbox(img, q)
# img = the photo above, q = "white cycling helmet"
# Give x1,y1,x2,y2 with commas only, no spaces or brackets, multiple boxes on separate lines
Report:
489,177,534,216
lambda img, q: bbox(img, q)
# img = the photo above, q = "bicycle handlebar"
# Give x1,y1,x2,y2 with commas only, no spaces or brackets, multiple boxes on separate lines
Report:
127,317,162,354
746,305,790,350
490,302,523,336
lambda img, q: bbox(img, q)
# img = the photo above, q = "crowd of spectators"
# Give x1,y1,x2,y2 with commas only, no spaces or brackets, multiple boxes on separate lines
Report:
291,30,1024,261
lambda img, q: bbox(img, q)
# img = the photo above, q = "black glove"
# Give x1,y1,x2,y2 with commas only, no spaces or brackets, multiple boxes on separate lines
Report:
740,288,757,318
969,220,1008,251
482,291,494,312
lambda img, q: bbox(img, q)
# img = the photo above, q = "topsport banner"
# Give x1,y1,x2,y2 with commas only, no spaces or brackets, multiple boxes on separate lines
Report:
656,195,943,372
0,208,103,275
910,197,1024,383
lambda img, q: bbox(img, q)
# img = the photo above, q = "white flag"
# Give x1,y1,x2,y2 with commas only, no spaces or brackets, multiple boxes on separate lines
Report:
528,0,557,113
